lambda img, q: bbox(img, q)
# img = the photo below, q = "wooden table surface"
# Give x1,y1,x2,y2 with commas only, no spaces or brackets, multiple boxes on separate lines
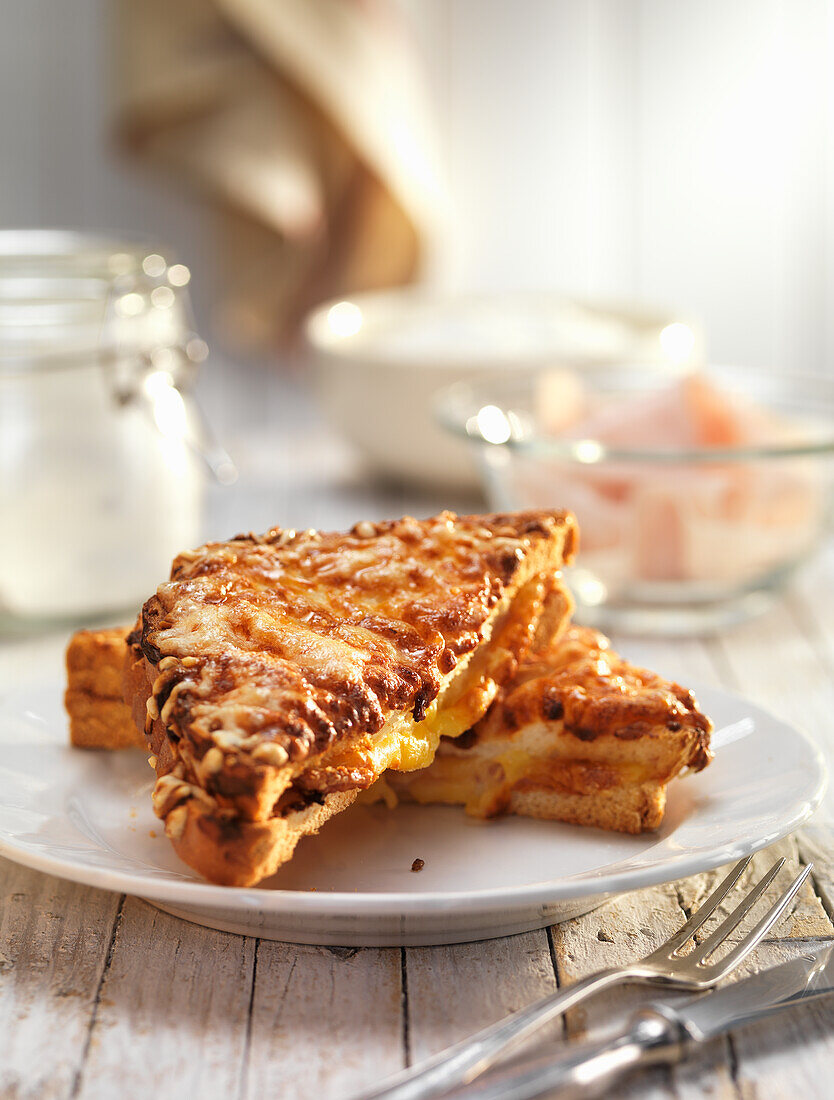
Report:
2,368,834,1099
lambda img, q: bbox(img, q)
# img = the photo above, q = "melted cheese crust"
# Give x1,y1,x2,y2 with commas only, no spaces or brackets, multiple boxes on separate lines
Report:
295,570,570,795
389,625,712,818
134,510,576,821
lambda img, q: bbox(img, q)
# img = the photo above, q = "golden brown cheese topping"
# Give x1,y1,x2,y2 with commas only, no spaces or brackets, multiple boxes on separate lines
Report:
389,624,712,822
487,625,712,767
133,510,576,819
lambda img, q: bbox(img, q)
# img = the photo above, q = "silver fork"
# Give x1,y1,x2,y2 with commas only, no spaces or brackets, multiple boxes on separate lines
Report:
357,856,812,1100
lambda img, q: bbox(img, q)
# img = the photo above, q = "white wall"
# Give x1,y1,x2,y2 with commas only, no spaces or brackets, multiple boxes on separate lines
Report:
2,0,832,373
407,0,834,374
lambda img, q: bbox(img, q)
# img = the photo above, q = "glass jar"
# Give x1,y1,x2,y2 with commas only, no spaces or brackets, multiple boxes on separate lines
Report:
0,231,233,626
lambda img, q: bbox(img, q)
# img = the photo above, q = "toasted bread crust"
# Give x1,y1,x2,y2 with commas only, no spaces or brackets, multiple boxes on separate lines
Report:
128,509,577,884
390,625,712,833
137,511,576,762
165,789,359,887
477,625,712,774
65,691,142,750
66,628,127,696
65,628,143,749
505,783,668,834
486,625,711,771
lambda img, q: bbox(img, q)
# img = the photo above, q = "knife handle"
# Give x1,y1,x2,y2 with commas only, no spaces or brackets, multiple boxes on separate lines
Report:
458,1007,687,1100
357,966,634,1100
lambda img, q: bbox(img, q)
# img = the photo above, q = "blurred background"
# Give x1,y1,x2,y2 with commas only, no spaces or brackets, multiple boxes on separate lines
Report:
4,0,833,366
2,0,833,632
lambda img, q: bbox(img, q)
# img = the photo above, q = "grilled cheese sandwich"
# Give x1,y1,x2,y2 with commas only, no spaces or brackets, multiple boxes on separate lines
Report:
388,625,712,833
126,510,577,884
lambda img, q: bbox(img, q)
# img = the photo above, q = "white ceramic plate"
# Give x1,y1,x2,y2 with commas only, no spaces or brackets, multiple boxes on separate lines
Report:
0,673,825,946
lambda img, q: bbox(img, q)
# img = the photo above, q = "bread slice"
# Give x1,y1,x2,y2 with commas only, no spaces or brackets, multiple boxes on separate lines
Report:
388,625,712,833
126,510,577,885
65,628,143,749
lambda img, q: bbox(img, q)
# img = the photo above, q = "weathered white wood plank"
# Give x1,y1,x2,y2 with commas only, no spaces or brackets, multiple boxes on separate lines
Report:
674,841,833,1096
711,595,834,775
797,823,834,919
726,962,834,1100
704,588,834,1096
75,898,255,1100
792,546,834,667
703,910,834,1100
790,551,834,902
243,942,403,1100
552,878,730,1099
709,583,834,903
676,837,832,947
553,880,689,1040
0,858,121,1100
549,837,834,1100
404,931,560,1066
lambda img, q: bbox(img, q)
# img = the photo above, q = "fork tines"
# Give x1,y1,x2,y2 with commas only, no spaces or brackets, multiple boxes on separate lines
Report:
657,855,812,979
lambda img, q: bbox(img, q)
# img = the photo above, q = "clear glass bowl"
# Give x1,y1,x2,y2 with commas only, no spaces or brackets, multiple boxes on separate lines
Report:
437,365,834,635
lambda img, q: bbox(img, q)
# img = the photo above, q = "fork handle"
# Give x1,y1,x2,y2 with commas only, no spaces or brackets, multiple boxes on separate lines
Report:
456,1007,684,1100
355,966,634,1100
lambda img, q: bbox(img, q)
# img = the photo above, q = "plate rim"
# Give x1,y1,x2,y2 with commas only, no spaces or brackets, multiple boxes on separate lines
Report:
0,682,827,916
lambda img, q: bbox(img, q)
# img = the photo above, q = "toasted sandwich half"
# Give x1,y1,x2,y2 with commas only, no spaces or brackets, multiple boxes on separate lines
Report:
388,625,712,833
65,627,144,750
124,510,577,885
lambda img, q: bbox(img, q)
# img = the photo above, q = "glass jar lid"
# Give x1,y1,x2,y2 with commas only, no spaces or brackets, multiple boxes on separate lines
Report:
0,230,199,373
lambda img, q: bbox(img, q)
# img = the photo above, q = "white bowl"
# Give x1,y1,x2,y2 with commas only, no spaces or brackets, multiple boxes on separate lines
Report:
304,290,702,490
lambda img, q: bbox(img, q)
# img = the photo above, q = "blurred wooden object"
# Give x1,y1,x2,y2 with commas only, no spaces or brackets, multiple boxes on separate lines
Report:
114,0,442,350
